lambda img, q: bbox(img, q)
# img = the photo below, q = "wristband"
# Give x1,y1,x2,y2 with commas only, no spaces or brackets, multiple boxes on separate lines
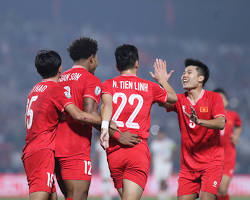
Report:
101,120,109,129
112,131,121,140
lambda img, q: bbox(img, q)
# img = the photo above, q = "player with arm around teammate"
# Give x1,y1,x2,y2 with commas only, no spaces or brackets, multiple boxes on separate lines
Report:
54,38,140,200
22,50,105,200
100,44,177,200
156,59,226,200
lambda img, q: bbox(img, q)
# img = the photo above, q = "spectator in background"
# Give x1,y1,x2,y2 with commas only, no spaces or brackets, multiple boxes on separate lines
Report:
95,137,113,200
151,130,176,200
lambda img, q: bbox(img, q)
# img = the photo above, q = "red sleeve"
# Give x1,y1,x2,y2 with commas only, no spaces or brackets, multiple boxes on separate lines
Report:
152,82,168,103
83,76,102,104
234,112,242,127
51,86,73,112
101,80,113,96
212,93,225,118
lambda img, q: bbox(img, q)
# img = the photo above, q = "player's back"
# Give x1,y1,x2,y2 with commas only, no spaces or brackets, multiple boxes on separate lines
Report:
102,75,168,139
55,66,101,158
23,80,69,160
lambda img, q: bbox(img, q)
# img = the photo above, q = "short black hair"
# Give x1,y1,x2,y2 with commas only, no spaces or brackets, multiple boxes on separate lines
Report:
214,88,228,99
115,44,139,71
185,58,210,86
35,50,61,79
68,37,98,61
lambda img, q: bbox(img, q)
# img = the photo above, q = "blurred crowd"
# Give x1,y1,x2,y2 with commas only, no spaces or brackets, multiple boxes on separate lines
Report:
0,1,249,174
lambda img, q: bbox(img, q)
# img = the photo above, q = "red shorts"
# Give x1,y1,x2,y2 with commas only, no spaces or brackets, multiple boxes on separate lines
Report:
22,149,56,194
224,148,236,177
55,154,92,181
107,141,150,190
178,165,223,197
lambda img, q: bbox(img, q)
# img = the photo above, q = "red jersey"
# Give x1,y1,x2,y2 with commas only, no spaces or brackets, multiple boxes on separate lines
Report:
167,90,225,170
102,74,168,153
22,80,72,160
220,110,242,151
55,65,101,158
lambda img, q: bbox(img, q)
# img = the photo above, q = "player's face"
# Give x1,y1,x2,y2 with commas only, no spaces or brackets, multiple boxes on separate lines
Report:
219,92,228,107
89,55,98,74
181,66,203,90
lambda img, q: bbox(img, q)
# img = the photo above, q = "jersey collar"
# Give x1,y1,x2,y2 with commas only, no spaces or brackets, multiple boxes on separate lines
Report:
41,78,57,83
120,74,137,77
72,65,88,70
187,89,205,105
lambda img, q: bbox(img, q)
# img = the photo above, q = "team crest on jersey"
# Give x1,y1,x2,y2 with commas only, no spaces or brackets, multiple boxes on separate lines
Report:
200,106,208,112
95,86,101,96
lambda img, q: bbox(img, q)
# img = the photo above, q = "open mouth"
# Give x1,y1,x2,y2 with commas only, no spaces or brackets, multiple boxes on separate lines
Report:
182,79,189,84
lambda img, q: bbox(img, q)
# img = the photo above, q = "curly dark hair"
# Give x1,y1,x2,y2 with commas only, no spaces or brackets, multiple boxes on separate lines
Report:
115,44,139,71
68,37,98,61
185,58,210,87
35,50,61,79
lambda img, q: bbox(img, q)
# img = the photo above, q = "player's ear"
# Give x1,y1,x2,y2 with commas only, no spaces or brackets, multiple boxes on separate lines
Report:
198,75,204,83
89,55,95,64
135,60,139,69
58,66,62,74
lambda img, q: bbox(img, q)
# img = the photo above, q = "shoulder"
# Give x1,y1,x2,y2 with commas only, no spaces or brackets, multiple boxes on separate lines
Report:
205,90,220,98
227,110,240,117
86,72,101,83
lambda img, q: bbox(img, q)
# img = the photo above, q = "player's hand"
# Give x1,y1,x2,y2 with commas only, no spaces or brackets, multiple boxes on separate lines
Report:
100,128,109,149
183,105,200,125
118,132,141,147
231,134,239,145
149,58,174,83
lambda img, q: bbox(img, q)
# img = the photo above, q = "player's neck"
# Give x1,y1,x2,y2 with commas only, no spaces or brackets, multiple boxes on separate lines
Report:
74,60,89,71
42,76,59,83
120,68,137,76
187,87,203,102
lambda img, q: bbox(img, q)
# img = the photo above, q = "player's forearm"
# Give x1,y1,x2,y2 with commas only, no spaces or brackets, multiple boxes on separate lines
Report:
101,103,113,122
198,117,225,130
234,126,242,138
66,104,101,125
79,112,101,125
158,80,177,104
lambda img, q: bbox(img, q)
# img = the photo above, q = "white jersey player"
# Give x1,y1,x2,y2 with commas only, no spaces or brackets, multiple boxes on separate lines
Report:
151,131,176,200
95,140,113,200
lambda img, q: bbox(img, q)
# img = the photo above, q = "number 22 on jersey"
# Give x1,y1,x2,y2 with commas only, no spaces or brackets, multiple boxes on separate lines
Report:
112,92,143,129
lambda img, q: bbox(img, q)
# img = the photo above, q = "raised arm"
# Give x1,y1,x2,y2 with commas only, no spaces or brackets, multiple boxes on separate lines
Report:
150,58,177,104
